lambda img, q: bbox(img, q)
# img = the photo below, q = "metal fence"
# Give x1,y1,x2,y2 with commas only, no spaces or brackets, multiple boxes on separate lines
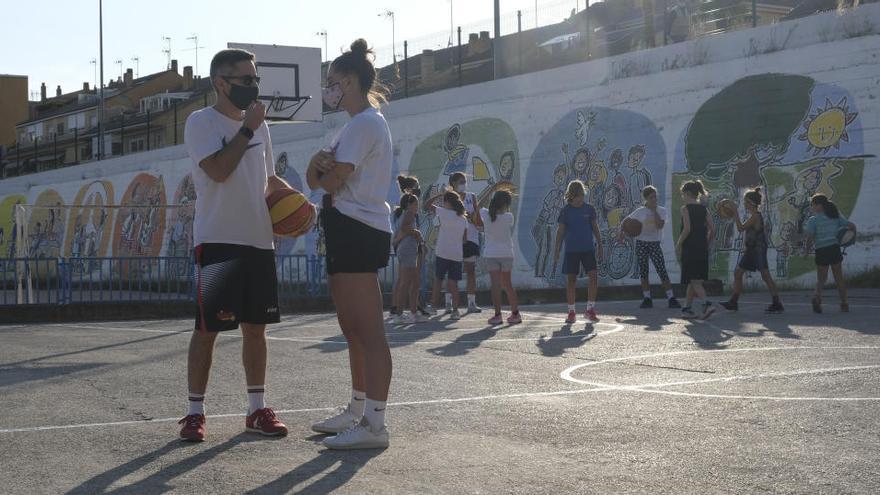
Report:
0,255,398,306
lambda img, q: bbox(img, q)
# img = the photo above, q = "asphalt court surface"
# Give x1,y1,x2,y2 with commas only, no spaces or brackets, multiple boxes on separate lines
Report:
2,290,879,494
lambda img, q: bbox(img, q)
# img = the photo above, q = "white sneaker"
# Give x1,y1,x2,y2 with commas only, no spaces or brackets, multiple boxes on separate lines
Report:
467,304,483,314
450,308,462,320
323,418,389,450
311,406,360,434
444,305,453,315
413,312,429,323
424,306,438,316
399,313,415,324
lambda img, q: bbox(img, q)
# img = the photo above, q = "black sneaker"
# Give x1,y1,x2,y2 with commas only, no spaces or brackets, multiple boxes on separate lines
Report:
720,300,738,311
812,297,822,314
681,307,697,319
766,302,784,314
640,298,653,309
668,297,681,309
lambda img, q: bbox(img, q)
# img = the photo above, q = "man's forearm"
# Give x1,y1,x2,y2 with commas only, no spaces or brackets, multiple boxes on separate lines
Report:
204,131,251,182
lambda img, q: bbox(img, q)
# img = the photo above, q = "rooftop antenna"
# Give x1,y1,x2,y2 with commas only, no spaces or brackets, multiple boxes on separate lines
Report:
90,58,97,89
184,34,205,76
162,36,172,69
131,56,140,78
115,59,123,80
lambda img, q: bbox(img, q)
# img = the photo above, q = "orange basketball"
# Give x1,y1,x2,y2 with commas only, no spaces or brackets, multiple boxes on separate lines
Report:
266,188,316,237
622,217,642,237
717,199,738,219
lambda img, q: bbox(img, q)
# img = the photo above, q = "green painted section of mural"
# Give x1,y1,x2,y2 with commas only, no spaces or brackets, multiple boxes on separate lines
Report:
673,73,869,282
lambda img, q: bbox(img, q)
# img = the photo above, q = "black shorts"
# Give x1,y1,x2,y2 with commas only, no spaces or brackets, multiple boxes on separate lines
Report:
739,247,769,272
463,241,480,261
435,256,463,281
815,244,843,267
195,243,280,332
322,207,391,275
562,251,597,275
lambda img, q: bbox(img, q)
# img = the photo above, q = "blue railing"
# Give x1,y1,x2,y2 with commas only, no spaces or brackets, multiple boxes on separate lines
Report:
1,255,398,306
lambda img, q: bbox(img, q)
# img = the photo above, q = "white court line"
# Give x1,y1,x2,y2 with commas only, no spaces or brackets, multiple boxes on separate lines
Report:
0,387,611,434
52,322,625,346
560,346,880,401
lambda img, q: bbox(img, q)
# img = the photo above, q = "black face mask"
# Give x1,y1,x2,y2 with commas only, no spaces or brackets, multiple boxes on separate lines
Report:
226,83,259,110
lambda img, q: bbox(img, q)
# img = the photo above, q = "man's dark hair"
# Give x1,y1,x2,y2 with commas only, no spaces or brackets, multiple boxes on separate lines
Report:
209,49,255,78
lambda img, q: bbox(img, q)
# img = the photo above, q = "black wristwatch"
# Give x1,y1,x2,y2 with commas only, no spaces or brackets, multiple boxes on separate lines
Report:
239,126,254,140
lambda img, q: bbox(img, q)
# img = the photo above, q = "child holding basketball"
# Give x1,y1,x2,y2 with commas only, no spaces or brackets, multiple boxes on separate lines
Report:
553,180,603,324
477,190,521,325
426,190,468,320
620,185,680,309
804,194,855,313
720,188,784,314
676,180,716,319
391,191,427,324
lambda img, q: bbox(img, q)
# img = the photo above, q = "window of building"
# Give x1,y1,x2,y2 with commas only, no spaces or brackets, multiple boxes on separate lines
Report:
111,142,122,156
153,133,164,148
57,123,64,135
129,138,146,153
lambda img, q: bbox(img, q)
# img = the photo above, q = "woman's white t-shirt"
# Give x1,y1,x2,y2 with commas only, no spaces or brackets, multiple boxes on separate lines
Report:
480,208,514,258
184,107,275,250
625,206,667,243
434,208,467,261
330,107,393,233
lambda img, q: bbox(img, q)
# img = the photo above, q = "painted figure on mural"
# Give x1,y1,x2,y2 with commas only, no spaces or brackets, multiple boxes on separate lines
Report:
441,124,469,175
477,151,518,207
604,149,628,229
627,145,651,210
532,164,567,280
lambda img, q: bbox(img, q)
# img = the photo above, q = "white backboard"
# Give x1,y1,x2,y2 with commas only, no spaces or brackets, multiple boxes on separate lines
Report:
227,42,322,122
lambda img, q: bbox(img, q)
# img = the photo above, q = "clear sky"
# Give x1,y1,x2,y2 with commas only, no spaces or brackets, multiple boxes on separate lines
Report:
1,0,584,99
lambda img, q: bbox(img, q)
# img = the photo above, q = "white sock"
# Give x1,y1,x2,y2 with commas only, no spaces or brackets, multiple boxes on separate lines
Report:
188,392,205,416
642,290,651,299
350,389,366,417
468,293,476,306
247,385,265,414
568,304,575,312
666,289,674,299
445,292,453,307
364,398,387,430
588,301,596,310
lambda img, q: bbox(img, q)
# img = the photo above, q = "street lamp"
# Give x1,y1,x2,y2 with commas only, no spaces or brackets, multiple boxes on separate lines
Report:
379,10,396,64
316,30,328,63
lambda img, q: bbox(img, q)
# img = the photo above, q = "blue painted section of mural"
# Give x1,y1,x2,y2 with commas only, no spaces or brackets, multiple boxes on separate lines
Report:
518,107,668,286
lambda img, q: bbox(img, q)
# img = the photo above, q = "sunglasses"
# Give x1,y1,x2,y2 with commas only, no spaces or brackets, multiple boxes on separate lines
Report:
222,75,261,86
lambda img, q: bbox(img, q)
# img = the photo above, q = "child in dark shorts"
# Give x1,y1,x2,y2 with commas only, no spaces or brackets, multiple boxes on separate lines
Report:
720,188,783,313
804,194,856,313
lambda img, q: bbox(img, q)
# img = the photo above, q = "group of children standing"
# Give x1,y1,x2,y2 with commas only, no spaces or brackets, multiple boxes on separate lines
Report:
389,172,521,325
389,173,856,325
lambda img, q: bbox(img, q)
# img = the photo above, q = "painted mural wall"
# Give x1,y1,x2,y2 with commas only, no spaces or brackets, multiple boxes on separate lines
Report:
1,6,878,288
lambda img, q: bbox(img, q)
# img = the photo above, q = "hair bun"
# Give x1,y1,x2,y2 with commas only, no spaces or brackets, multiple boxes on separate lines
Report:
754,187,761,194
350,39,371,56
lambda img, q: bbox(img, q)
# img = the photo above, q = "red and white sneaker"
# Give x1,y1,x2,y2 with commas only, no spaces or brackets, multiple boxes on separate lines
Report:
178,414,206,442
488,313,504,325
585,308,599,323
565,310,576,324
506,312,522,325
246,408,288,437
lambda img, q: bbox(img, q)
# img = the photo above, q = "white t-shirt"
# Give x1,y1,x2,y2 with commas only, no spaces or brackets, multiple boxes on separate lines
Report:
463,192,480,244
330,107,393,233
434,207,467,261
626,206,667,243
184,107,275,250
480,208,514,258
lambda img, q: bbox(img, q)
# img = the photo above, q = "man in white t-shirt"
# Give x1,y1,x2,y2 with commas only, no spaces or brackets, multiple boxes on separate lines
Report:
621,185,681,309
178,49,292,442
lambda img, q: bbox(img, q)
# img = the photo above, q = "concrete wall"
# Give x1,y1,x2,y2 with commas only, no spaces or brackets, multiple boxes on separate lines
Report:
2,5,879,289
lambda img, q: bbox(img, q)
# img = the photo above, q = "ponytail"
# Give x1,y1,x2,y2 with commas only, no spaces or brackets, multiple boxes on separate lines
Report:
681,180,707,198
397,174,419,194
488,190,513,222
444,191,466,216
744,187,763,206
811,194,840,219
394,193,417,219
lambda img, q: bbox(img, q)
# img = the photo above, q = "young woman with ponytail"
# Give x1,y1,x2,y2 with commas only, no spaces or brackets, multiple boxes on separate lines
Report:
804,194,856,313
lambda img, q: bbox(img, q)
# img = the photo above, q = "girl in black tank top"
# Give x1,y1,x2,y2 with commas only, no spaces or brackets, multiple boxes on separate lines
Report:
720,188,783,313
676,181,716,319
